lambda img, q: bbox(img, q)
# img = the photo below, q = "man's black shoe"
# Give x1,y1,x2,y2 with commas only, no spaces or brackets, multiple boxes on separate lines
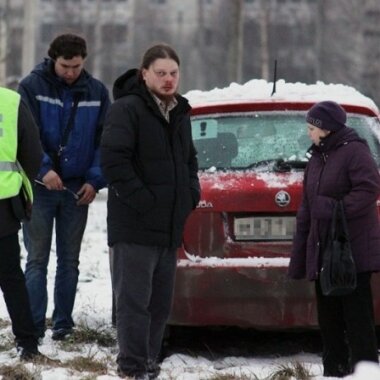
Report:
18,346,39,361
51,328,73,341
324,363,352,378
17,346,56,364
116,367,149,379
147,359,160,379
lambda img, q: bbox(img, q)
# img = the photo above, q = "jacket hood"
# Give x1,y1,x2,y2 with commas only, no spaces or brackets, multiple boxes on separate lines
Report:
31,58,91,92
112,69,191,115
112,68,141,100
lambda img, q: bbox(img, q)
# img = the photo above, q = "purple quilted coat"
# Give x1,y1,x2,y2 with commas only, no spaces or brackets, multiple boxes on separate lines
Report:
289,127,380,281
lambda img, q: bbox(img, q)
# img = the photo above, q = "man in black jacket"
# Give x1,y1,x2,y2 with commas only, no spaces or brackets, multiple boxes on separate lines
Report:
100,44,200,380
0,86,43,360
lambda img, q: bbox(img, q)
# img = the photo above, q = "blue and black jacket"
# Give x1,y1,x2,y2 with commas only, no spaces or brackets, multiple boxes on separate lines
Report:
18,58,110,190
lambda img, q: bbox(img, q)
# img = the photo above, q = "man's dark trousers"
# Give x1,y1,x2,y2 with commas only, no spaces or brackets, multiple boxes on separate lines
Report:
112,242,177,376
0,233,37,349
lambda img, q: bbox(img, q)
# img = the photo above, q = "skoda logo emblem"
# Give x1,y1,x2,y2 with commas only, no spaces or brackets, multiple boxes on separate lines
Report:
275,190,291,207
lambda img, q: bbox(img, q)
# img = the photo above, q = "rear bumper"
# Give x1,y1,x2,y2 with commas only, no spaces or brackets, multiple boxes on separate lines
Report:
169,259,380,329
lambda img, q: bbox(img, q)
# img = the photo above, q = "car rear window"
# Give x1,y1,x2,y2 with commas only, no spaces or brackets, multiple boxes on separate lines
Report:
191,111,380,170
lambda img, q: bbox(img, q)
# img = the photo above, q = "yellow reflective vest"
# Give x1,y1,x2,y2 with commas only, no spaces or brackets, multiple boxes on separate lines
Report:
0,87,33,202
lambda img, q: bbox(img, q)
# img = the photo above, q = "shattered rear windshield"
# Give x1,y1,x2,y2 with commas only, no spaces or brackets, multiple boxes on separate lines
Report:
191,111,380,170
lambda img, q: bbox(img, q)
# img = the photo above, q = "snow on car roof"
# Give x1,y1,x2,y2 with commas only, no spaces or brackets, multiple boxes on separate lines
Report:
184,79,379,113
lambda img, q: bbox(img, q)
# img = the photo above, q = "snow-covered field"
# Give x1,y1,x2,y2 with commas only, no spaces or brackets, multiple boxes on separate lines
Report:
0,191,379,379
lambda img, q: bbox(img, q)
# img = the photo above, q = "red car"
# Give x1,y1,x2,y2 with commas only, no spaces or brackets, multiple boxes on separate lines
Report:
169,80,380,329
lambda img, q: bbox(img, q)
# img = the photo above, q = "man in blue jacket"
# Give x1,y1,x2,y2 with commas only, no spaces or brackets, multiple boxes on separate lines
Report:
18,33,110,341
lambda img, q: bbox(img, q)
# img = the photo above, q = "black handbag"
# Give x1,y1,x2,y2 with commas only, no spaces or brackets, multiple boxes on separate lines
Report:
319,200,357,296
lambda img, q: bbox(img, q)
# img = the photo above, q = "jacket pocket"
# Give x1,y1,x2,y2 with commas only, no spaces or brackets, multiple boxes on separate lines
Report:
10,194,30,222
111,184,156,214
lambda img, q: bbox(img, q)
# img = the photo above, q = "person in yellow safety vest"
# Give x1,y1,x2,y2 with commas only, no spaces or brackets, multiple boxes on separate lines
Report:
0,86,45,361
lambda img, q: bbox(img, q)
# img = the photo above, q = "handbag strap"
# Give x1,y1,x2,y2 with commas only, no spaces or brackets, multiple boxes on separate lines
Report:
330,200,349,240
337,200,350,240
58,94,80,156
330,201,339,239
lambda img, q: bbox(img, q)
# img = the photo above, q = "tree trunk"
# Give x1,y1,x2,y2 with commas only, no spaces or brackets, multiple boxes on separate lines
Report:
259,0,269,80
22,0,36,77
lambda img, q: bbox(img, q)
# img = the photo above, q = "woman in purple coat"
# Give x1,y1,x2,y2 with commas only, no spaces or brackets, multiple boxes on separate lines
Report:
289,101,380,377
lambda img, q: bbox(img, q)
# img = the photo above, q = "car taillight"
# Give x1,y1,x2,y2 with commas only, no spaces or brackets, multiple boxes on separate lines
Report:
233,216,296,241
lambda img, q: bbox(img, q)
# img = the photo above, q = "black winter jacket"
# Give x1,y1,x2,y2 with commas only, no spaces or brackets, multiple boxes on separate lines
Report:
0,100,43,239
100,69,200,248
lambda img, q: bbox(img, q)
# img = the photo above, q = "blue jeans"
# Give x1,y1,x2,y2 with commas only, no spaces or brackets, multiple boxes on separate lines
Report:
23,184,88,337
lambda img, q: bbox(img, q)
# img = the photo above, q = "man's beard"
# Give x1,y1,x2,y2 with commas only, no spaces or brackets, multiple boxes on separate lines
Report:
152,90,177,103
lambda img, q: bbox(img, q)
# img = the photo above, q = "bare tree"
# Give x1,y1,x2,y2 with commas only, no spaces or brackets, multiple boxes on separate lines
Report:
4,0,380,106
317,0,365,86
226,0,244,83
0,0,9,85
259,0,270,80
22,0,37,76
314,0,325,80
360,0,380,103
192,0,207,90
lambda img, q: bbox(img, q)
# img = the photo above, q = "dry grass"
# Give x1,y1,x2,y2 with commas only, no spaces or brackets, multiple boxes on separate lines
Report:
64,355,108,374
0,332,15,352
58,320,116,352
0,316,317,380
0,363,41,380
0,318,10,329
205,374,259,380
268,361,312,380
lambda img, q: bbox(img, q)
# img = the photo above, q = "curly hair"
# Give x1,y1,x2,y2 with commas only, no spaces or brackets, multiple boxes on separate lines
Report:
48,33,87,60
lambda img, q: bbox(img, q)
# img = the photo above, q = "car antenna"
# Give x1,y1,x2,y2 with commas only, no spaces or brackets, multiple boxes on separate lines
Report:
271,59,277,96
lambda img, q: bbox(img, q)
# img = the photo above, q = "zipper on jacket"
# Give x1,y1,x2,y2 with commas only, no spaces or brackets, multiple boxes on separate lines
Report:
315,152,327,275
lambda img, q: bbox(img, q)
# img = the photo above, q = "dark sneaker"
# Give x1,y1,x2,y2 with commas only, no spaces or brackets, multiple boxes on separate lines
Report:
324,364,352,378
18,346,39,361
17,347,53,364
116,367,149,380
147,360,160,379
51,328,73,341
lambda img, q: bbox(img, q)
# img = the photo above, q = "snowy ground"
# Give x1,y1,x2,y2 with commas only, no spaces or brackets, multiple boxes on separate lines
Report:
0,190,379,379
